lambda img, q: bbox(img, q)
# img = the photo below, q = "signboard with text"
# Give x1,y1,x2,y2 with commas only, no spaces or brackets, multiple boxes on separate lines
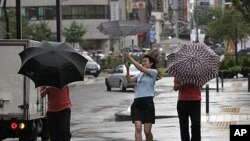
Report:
110,0,119,21
200,0,209,7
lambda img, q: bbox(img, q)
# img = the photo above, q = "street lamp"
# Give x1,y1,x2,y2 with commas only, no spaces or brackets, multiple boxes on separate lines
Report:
56,0,62,42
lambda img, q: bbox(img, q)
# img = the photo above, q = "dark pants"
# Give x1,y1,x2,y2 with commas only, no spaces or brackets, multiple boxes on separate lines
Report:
47,108,71,141
41,117,50,141
177,101,201,141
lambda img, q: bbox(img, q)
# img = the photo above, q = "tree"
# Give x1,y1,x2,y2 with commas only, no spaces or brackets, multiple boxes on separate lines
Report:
30,22,52,41
2,11,32,39
207,8,250,47
197,6,223,27
1,0,10,39
63,21,87,47
232,0,250,22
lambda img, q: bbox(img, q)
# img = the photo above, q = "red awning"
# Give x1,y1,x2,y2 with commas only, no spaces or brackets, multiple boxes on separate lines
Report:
137,32,145,36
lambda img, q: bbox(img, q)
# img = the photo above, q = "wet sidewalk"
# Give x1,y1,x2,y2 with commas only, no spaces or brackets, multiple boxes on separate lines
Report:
115,77,250,141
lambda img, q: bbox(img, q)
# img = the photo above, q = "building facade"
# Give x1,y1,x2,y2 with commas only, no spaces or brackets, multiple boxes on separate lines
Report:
0,0,129,54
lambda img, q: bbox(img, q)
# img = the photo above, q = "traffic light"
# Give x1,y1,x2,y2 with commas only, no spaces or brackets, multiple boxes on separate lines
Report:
156,0,163,12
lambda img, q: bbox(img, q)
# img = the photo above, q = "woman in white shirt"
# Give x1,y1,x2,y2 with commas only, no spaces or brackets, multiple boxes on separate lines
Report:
125,52,158,141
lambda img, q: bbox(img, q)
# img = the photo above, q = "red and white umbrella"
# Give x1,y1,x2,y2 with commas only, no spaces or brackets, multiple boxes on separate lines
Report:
166,42,220,87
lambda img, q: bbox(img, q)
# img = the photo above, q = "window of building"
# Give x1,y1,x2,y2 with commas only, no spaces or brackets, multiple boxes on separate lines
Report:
86,5,96,19
77,6,85,19
95,5,107,19
62,6,71,19
44,7,56,20
2,5,109,21
38,7,45,20
61,5,109,19
25,7,39,20
71,6,78,19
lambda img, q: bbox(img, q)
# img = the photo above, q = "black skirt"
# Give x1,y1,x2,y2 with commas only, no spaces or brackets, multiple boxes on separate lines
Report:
131,96,155,124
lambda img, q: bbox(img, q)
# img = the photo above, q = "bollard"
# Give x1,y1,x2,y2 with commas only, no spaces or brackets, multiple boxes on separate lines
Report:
221,71,224,89
206,84,209,114
248,73,250,92
216,76,219,92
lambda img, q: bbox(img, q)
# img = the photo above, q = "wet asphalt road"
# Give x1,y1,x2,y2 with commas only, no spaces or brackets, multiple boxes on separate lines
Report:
70,76,136,140
3,76,137,141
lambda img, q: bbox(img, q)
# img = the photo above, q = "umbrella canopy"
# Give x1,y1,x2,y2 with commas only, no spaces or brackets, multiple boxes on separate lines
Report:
97,20,152,37
166,42,220,87
18,41,88,89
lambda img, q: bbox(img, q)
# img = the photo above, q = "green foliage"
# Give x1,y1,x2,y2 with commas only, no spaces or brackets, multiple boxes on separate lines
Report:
99,55,123,69
63,21,86,46
229,65,241,72
227,59,235,68
232,0,250,22
219,54,236,69
240,56,250,68
30,22,52,41
219,59,228,70
219,54,250,78
1,11,32,39
197,6,223,26
207,8,250,43
1,10,51,40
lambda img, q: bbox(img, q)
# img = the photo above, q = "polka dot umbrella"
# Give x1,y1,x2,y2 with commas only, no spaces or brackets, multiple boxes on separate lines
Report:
166,42,220,87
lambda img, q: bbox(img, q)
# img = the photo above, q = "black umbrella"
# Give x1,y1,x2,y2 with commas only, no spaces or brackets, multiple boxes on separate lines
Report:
97,20,151,37
97,20,151,63
18,41,88,89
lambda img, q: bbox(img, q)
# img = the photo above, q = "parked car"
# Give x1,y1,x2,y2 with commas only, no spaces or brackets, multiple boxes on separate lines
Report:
238,48,250,55
210,43,225,56
83,54,101,77
105,64,140,91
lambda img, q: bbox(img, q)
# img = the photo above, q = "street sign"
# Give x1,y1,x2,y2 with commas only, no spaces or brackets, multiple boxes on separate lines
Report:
200,2,209,6
200,0,209,7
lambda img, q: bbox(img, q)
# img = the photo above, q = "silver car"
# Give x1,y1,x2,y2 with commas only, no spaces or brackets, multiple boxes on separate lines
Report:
105,64,140,91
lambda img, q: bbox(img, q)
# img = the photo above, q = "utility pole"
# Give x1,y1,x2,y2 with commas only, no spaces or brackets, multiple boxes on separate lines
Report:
195,0,199,42
146,0,152,49
175,0,179,38
235,27,238,66
56,0,62,42
16,0,22,39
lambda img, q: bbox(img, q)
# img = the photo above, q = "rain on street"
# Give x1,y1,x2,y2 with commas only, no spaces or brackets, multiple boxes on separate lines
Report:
65,76,135,140
3,76,136,141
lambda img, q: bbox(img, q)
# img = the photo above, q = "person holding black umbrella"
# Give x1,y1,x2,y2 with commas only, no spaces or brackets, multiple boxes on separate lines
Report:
40,86,72,141
125,50,159,141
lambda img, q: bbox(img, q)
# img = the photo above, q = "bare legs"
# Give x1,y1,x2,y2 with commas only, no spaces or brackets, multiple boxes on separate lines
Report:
144,123,153,141
134,121,153,141
134,121,142,141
